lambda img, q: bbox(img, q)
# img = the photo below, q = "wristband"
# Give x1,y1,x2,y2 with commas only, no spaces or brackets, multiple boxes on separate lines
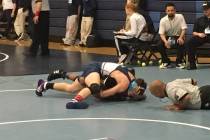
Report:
35,11,40,17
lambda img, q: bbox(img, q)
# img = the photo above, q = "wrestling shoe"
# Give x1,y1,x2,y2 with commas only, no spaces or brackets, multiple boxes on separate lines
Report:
66,99,89,109
47,69,67,81
35,79,46,96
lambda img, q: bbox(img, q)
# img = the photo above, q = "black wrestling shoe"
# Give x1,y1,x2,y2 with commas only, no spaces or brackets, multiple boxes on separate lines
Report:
47,69,67,81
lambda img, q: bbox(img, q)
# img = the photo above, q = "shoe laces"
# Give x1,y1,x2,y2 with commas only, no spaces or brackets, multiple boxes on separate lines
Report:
53,70,62,74
70,99,78,103
37,82,45,93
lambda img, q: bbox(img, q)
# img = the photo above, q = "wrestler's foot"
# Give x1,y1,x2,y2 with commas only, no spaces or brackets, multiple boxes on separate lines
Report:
35,79,46,96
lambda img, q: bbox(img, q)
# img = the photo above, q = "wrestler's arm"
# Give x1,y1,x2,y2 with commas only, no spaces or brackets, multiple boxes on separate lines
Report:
100,81,128,98
165,94,191,111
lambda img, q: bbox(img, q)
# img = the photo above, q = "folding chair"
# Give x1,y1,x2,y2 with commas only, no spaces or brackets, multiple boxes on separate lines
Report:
196,43,210,64
120,29,160,66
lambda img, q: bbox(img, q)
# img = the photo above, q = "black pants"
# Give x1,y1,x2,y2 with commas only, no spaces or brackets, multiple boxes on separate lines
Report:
199,85,210,109
187,36,210,64
30,11,49,55
158,36,185,64
0,9,14,36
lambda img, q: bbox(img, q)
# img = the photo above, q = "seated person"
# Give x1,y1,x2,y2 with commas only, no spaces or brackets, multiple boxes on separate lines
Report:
149,78,210,111
35,62,147,109
114,3,152,62
158,2,187,69
186,2,210,70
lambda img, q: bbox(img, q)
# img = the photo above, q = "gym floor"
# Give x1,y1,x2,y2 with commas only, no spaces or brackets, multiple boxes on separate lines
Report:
0,41,210,140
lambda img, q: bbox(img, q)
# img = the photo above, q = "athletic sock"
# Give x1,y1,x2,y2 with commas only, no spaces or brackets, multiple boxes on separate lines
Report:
46,83,54,89
74,95,84,102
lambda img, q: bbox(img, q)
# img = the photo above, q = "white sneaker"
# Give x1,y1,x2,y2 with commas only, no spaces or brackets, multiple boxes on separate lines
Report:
62,38,66,43
62,38,74,46
176,63,185,69
159,63,170,69
17,33,24,41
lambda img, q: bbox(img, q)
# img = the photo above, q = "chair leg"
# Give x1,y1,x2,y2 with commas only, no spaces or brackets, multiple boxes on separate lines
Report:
125,52,135,64
146,50,159,65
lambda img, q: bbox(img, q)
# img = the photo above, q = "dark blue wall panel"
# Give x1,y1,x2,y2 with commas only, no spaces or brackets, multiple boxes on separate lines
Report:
49,0,127,40
48,0,207,40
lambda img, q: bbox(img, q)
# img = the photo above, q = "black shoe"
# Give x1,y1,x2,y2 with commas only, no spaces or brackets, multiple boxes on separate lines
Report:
78,42,86,47
41,52,50,56
187,63,197,70
86,35,95,47
47,69,67,81
23,51,36,57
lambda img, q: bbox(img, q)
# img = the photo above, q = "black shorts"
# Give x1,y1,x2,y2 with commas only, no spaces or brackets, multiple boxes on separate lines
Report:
199,85,210,109
81,63,101,78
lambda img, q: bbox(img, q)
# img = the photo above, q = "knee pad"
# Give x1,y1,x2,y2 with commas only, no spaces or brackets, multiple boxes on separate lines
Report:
89,83,101,95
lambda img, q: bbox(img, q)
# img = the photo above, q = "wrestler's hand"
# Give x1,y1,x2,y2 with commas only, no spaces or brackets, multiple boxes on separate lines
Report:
192,79,197,85
165,104,183,111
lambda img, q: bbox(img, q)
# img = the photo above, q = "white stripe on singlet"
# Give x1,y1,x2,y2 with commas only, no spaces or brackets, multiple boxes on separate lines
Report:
100,62,120,76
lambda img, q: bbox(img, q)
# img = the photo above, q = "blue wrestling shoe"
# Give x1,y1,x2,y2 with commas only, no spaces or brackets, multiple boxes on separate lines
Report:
66,99,89,109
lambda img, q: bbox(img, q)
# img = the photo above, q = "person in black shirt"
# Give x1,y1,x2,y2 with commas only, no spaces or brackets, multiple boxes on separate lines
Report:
25,0,50,56
187,2,210,70
78,0,96,47
62,0,82,46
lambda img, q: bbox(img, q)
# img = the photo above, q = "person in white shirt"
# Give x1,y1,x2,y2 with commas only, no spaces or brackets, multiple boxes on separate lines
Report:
0,0,16,37
114,3,150,63
158,2,187,69
149,78,210,111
